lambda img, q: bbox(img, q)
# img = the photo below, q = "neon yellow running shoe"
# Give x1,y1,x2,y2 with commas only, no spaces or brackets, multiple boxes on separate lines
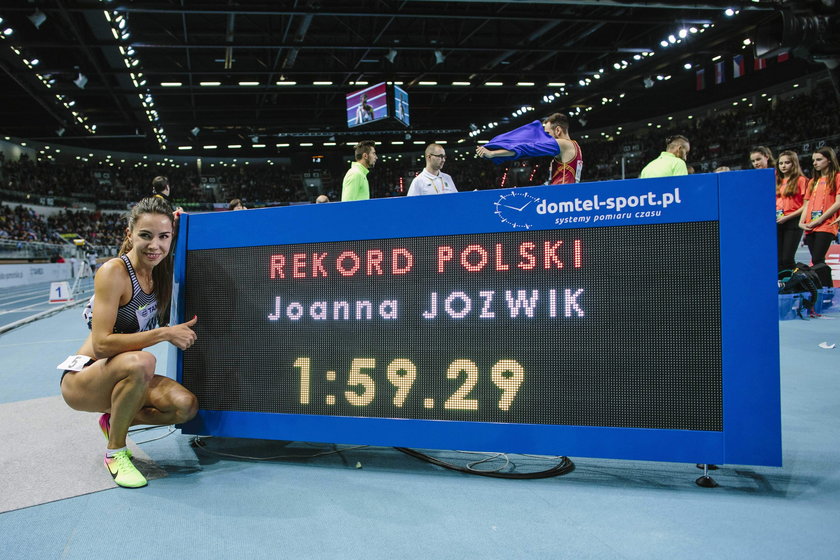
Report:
104,450,147,488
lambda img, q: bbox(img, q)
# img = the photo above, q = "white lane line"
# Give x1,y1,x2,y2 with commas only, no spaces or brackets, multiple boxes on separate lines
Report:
0,292,54,306
0,302,51,315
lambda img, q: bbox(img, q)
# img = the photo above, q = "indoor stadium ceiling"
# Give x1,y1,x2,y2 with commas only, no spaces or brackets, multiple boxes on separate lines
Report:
0,0,833,154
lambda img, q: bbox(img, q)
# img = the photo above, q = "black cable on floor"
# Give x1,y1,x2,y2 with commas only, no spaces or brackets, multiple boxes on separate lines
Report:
394,447,575,479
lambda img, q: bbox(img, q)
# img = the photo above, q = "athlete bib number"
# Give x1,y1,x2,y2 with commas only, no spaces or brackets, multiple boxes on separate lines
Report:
56,355,94,372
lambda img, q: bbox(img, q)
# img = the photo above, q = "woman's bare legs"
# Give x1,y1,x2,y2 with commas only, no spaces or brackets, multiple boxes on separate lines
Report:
61,351,198,449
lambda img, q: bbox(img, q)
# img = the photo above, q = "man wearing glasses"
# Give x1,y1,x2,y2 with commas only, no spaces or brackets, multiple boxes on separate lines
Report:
407,144,459,196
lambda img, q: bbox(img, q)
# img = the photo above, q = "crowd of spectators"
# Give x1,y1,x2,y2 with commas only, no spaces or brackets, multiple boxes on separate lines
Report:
204,165,298,203
0,158,308,208
0,204,124,248
46,209,124,247
0,204,52,242
2,85,839,254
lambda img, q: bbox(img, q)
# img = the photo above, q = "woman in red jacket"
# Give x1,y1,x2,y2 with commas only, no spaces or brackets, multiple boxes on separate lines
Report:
799,146,840,287
775,150,808,274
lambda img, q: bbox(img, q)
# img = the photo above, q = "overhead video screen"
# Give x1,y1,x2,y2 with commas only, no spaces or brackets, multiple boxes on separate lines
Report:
346,82,388,128
393,85,410,127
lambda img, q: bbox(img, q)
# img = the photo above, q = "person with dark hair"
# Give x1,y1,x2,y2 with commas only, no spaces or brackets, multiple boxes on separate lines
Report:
542,113,583,184
799,146,840,286
750,146,776,170
775,150,808,274
229,198,246,211
150,175,185,220
341,140,377,201
151,175,170,199
475,113,583,184
59,197,199,488
639,135,690,178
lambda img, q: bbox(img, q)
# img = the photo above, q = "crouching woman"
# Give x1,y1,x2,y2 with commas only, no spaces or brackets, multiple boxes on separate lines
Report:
59,197,198,488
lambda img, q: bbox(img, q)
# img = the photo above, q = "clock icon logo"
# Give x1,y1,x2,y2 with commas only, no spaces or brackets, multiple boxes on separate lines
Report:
494,190,540,229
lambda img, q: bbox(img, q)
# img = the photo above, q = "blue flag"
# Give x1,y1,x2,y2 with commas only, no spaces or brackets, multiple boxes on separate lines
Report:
484,120,561,164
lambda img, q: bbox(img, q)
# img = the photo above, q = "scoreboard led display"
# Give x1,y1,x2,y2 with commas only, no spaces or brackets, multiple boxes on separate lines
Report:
173,170,781,467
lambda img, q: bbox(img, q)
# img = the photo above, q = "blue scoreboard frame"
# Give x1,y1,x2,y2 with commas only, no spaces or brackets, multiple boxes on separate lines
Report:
172,169,781,467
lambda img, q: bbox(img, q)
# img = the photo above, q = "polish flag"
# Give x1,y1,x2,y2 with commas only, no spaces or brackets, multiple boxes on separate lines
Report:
754,57,767,71
777,50,790,63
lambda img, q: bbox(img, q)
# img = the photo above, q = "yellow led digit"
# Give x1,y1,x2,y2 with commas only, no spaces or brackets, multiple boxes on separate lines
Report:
293,357,311,405
344,358,376,406
386,358,417,407
490,359,524,411
444,359,479,410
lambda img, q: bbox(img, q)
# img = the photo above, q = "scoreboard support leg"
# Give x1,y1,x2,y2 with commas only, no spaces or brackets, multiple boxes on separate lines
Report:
695,464,719,488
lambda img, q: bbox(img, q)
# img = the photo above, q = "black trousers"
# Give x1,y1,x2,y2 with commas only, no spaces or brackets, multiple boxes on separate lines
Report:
804,231,835,286
777,221,803,273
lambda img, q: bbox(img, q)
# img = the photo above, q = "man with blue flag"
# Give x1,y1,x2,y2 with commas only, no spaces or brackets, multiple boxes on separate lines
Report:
475,113,583,184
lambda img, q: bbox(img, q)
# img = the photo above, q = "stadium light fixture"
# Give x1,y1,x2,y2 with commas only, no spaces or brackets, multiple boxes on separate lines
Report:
73,72,88,89
28,10,47,29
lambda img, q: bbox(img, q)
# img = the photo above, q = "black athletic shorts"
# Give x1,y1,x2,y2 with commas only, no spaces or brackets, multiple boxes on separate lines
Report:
60,358,97,387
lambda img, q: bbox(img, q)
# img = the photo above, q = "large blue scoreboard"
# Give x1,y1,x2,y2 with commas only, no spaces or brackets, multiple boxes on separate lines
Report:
171,169,781,467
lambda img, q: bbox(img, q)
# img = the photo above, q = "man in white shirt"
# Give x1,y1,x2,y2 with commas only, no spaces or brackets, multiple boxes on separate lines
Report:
407,144,458,196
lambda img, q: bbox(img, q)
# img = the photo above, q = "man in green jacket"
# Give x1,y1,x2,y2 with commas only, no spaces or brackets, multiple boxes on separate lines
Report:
341,141,378,201
639,135,690,178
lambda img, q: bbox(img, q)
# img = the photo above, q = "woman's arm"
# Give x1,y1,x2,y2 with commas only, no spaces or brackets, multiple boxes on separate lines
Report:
779,205,805,223
798,199,811,229
90,259,196,358
818,191,840,227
